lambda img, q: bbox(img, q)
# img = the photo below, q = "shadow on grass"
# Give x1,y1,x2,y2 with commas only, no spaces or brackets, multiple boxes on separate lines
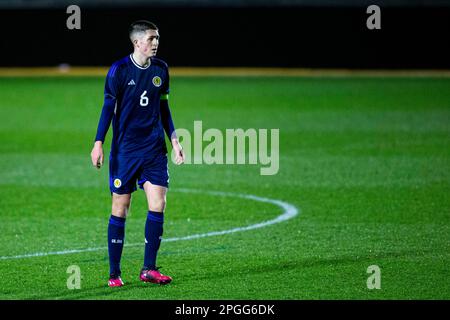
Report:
24,280,169,300
184,247,443,282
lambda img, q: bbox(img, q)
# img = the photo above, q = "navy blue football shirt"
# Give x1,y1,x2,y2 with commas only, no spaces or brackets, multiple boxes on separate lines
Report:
95,54,174,157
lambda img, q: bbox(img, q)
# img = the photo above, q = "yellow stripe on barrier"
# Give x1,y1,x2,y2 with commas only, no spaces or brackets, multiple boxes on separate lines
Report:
0,67,449,77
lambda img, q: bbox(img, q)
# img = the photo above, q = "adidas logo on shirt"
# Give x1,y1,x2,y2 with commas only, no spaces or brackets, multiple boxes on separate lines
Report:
128,79,136,86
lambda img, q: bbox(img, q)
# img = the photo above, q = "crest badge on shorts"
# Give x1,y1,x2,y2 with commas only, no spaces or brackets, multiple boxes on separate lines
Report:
152,76,162,87
114,178,122,188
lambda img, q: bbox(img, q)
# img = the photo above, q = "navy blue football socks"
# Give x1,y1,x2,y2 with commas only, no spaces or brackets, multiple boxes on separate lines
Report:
144,210,164,270
108,215,126,277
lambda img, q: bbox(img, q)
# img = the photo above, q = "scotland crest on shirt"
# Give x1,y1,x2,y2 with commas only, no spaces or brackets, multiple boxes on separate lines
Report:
152,76,162,87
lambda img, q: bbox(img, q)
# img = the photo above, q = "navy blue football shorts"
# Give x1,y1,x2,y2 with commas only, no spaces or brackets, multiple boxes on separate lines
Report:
109,153,169,194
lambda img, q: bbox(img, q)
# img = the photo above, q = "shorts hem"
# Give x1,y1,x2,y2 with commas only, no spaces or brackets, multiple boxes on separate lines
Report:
110,187,137,195
138,179,169,189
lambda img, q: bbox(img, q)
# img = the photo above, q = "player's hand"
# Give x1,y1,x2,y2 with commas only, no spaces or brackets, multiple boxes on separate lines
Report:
91,141,104,169
171,138,185,165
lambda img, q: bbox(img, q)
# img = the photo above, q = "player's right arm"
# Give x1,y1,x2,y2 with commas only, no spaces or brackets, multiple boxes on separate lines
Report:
91,64,121,169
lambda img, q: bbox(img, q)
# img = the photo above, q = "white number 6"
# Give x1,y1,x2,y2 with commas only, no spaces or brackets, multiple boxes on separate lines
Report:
140,90,149,106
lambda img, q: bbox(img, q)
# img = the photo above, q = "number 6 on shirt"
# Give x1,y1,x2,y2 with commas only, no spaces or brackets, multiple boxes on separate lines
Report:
140,90,149,106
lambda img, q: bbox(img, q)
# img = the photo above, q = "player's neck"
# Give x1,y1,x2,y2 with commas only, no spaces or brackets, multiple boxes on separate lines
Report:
132,52,151,68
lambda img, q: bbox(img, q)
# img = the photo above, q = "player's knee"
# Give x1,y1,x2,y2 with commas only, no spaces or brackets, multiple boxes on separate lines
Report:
112,204,130,217
112,195,131,217
149,198,166,213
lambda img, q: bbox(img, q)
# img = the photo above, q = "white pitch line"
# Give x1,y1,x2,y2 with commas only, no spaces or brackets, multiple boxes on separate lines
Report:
0,189,299,261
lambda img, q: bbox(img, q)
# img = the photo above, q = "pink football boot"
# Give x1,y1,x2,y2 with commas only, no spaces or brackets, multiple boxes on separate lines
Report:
139,268,172,285
108,276,124,287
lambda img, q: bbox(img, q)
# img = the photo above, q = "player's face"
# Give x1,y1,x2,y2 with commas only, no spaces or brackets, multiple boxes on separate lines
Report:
135,29,160,58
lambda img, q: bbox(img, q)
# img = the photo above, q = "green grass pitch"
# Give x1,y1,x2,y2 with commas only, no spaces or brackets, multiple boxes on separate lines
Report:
0,75,449,299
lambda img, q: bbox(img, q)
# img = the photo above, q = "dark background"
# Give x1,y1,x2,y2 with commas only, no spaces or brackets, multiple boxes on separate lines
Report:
0,0,449,68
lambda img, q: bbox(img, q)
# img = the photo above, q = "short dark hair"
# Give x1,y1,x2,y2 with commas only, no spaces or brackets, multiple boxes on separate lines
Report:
129,20,158,42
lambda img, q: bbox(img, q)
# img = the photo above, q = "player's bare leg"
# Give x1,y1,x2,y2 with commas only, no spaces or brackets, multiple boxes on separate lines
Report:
108,193,132,287
139,181,172,285
112,193,132,217
143,181,166,212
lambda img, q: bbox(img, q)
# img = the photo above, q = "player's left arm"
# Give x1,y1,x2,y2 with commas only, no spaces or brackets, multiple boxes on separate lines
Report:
160,67,184,165
160,98,184,165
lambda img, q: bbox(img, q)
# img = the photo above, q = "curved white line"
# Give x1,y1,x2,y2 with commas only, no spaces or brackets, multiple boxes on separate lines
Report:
0,189,299,260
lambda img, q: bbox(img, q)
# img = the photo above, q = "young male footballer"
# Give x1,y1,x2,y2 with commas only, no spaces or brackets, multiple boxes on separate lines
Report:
91,20,184,287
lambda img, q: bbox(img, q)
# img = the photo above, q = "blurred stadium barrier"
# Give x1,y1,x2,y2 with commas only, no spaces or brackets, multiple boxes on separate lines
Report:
0,1,449,68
